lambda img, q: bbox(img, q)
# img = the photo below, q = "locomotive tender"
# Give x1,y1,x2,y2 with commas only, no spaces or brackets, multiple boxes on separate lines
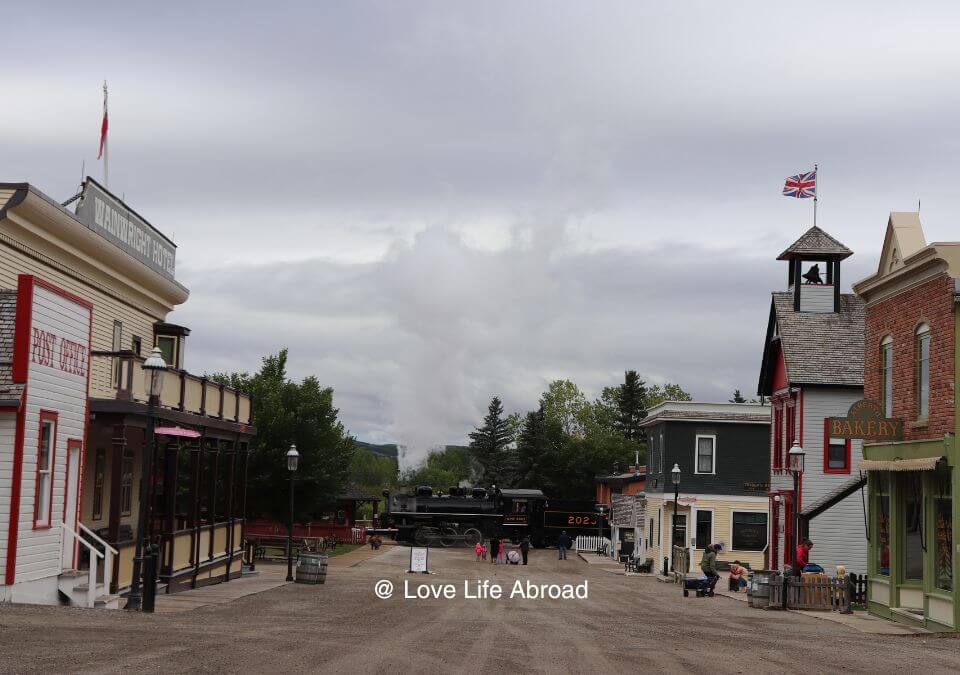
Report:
373,485,609,548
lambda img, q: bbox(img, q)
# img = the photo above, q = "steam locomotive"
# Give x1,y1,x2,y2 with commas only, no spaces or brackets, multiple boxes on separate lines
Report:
371,485,609,548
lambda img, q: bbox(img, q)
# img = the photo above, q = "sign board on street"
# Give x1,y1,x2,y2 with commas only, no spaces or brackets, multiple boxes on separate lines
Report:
409,547,429,573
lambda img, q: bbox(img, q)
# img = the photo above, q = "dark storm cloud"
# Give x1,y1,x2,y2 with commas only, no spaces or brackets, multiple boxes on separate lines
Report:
1,2,956,458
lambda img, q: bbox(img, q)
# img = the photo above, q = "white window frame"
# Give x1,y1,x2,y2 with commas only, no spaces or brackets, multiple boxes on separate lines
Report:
729,509,770,552
692,507,715,550
881,335,893,418
694,434,716,475
658,432,664,474
916,324,931,420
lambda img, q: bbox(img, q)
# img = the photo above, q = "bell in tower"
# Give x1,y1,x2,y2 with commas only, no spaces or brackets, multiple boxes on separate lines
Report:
777,226,853,313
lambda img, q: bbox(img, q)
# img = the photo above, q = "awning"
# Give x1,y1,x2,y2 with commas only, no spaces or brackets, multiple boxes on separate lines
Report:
155,426,202,438
859,457,941,471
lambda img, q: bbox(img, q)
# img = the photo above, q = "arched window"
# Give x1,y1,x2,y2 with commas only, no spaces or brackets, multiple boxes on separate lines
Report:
916,324,931,419
880,335,893,418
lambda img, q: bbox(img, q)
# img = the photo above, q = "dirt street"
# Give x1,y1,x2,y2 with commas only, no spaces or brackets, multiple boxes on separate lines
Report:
0,547,957,674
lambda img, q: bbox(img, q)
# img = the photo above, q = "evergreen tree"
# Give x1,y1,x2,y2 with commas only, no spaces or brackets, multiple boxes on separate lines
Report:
616,370,647,441
514,406,548,488
729,389,747,403
468,396,515,486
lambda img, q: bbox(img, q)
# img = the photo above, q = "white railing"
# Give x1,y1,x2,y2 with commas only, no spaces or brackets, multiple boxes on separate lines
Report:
78,522,118,593
61,522,118,608
574,535,612,555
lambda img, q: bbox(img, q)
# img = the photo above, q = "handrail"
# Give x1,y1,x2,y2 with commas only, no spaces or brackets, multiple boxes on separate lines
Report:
78,522,119,556
61,522,104,608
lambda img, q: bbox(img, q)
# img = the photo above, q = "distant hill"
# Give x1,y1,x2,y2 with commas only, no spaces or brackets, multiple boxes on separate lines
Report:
355,441,399,459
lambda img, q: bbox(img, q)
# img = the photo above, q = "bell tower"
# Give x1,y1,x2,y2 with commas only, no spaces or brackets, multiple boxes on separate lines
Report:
777,226,853,313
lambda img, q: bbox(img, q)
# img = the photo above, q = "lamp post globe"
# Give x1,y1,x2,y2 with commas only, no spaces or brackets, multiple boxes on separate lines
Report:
143,346,167,398
286,444,299,582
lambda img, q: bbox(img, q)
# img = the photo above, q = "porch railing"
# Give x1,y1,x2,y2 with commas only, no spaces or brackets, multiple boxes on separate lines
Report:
61,521,117,607
90,351,252,425
671,545,690,579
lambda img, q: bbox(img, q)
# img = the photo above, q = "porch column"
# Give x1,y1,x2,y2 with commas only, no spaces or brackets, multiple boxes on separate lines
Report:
190,435,206,589
207,440,220,562
108,424,126,593
161,439,179,575
224,439,237,582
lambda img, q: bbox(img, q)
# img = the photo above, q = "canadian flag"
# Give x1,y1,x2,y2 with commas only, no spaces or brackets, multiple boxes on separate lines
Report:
97,82,108,160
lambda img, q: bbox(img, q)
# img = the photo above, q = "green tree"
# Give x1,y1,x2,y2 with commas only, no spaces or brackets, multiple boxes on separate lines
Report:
349,448,398,492
210,350,356,523
645,382,693,409
729,389,747,403
402,445,473,489
540,379,590,437
468,397,515,486
514,406,550,488
617,370,647,441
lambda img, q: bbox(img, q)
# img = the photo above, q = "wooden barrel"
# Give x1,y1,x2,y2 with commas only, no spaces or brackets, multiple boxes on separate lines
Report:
295,553,329,584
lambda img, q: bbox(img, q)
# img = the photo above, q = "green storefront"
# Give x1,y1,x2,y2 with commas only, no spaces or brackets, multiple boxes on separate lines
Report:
863,439,958,630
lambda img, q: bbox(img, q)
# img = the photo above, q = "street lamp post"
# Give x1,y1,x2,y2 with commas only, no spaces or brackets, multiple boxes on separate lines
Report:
127,347,167,612
286,444,299,582
788,441,806,573
670,463,680,573
595,504,607,555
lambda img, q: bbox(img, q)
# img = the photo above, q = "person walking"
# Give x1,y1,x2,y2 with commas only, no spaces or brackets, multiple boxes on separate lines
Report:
490,536,501,564
474,541,484,562
519,536,530,565
700,543,720,596
557,531,571,560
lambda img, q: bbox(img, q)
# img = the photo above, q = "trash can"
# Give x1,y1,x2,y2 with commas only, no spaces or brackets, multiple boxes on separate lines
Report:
296,553,329,584
750,570,777,609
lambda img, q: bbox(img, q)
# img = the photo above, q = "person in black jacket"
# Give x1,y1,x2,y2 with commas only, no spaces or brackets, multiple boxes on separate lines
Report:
490,537,501,564
519,537,531,565
557,531,571,560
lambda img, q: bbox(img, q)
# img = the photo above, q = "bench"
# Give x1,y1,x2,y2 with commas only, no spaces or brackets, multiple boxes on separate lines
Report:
625,557,653,574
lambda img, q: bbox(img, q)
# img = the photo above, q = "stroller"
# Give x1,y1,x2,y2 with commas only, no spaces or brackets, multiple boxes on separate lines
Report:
682,573,716,598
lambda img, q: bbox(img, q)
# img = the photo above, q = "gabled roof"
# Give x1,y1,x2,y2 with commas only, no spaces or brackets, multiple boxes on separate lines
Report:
758,292,864,394
777,226,853,261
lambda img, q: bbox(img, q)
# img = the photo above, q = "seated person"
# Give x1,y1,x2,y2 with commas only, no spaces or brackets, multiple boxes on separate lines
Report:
728,560,749,591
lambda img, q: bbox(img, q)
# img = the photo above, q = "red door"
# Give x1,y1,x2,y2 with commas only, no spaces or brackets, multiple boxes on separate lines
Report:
783,497,793,567
769,497,779,569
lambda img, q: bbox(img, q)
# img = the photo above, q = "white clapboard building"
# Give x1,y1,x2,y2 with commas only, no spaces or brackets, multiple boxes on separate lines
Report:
0,275,92,604
757,226,868,575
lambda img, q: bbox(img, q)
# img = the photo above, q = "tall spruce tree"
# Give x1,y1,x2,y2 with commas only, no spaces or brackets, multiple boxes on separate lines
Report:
468,396,515,486
729,389,747,403
514,406,548,488
617,370,647,441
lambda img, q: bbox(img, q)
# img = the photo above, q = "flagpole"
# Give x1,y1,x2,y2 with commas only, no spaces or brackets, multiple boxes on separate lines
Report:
813,162,818,227
103,81,109,190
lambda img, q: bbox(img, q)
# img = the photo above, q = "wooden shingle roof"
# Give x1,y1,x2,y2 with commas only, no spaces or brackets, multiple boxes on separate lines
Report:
770,291,864,386
777,226,853,261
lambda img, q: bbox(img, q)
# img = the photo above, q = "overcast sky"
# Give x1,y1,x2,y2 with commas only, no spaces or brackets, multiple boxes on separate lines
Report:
4,2,960,463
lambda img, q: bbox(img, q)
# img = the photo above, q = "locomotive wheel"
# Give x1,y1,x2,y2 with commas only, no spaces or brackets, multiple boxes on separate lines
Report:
414,528,430,547
439,527,458,547
462,528,482,547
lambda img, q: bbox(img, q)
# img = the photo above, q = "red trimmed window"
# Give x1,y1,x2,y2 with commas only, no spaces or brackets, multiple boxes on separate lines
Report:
823,419,851,474
34,410,58,528
785,400,795,466
772,403,783,469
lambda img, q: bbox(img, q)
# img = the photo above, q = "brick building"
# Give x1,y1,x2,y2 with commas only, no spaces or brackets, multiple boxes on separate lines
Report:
853,212,960,631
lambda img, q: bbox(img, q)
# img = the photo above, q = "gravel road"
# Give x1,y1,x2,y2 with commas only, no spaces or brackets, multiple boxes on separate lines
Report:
0,546,957,674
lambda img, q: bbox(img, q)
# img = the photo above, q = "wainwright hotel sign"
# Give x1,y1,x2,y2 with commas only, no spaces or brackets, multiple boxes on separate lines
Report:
75,178,177,279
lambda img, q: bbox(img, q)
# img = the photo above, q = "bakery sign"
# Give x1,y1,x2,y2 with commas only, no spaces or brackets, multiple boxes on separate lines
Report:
827,399,903,442
75,178,177,279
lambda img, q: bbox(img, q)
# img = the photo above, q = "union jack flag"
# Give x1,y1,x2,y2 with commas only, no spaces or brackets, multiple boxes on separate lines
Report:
783,170,816,198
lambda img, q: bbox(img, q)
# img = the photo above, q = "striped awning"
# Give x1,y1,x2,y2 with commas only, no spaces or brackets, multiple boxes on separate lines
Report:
858,456,941,471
